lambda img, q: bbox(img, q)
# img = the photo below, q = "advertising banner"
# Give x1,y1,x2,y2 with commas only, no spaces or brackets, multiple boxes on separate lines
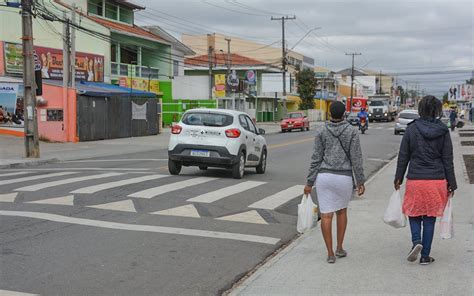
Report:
119,77,160,94
4,43,104,82
214,74,226,98
0,83,18,114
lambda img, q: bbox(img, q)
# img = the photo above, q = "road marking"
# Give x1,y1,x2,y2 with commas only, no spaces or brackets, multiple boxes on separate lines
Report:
0,193,18,202
151,204,200,218
187,181,266,203
87,199,137,212
367,158,391,162
0,168,150,171
27,195,74,206
0,171,31,178
0,172,77,186
248,185,305,210
268,137,314,149
63,159,168,163
0,289,39,296
128,177,217,199
15,172,124,192
217,210,268,225
375,127,383,129
0,210,280,245
71,174,167,194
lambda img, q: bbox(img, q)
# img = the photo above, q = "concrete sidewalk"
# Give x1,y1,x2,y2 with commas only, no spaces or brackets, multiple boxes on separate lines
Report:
229,130,473,295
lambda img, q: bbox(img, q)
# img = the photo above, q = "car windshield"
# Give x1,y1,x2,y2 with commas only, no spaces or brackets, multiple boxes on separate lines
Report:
369,101,386,106
182,112,233,127
399,112,419,119
287,113,304,119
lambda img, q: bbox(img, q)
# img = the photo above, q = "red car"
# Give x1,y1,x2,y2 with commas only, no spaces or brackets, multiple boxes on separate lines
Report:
281,112,310,132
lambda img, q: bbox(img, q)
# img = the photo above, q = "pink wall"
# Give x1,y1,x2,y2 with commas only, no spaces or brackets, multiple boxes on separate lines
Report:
0,42,5,76
37,83,77,142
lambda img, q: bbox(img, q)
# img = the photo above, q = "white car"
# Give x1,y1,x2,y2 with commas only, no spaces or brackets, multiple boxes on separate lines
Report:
168,109,267,179
394,110,419,135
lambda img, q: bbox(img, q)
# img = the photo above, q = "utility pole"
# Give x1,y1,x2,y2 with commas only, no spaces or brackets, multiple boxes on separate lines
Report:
71,4,76,88
21,0,39,158
63,11,71,88
345,52,361,112
378,70,383,94
225,37,234,110
207,34,214,100
272,15,296,118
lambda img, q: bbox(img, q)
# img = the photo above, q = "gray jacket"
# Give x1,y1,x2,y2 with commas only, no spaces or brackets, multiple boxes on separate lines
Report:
306,121,365,186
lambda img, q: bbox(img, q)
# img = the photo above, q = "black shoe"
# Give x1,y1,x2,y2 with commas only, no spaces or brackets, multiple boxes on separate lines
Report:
419,256,435,265
407,243,423,262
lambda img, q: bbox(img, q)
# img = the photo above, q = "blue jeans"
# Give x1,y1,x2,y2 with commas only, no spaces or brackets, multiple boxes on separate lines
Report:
409,216,436,257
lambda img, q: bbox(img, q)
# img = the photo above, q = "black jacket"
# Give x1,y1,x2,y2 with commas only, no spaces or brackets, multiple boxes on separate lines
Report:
395,118,457,191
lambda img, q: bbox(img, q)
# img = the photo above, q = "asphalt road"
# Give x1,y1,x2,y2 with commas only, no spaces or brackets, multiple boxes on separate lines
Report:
0,121,402,296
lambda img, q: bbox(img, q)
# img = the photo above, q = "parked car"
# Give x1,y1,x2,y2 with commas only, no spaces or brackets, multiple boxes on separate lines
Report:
168,109,267,179
346,112,360,126
394,109,419,135
280,112,310,132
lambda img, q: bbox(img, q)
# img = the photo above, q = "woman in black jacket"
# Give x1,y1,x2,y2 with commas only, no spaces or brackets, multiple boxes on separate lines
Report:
394,96,457,265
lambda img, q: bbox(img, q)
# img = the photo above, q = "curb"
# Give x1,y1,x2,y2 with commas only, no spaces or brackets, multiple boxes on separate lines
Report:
0,158,60,169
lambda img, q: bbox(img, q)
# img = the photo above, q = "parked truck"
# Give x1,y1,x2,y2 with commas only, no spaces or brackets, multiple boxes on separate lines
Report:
368,95,398,122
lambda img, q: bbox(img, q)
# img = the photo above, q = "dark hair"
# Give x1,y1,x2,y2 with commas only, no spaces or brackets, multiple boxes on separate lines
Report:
418,95,442,119
330,101,346,119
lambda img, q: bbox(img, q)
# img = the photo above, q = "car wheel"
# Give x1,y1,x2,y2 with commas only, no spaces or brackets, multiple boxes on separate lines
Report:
199,166,208,170
301,127,305,132
232,152,245,179
394,130,399,135
256,150,267,174
281,129,286,133
168,159,182,175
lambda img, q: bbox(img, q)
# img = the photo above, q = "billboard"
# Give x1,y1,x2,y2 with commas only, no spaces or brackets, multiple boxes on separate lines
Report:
449,84,472,101
214,74,226,98
4,42,104,82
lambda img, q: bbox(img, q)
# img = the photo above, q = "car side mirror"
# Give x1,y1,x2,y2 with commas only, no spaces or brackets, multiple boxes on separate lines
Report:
258,128,265,135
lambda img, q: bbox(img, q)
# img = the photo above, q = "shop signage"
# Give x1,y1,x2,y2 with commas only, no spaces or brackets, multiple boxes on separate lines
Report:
227,69,239,92
245,70,256,85
4,42,105,82
0,83,18,114
214,74,226,98
119,77,160,94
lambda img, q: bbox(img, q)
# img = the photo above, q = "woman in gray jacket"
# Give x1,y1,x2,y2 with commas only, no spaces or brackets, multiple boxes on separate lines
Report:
304,101,366,263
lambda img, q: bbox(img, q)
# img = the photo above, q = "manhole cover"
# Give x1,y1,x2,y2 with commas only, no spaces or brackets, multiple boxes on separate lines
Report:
461,141,474,146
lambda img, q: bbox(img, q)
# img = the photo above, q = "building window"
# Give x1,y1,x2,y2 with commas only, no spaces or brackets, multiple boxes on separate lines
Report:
120,46,137,65
119,6,133,24
88,0,103,16
173,60,179,77
111,43,117,62
105,2,118,20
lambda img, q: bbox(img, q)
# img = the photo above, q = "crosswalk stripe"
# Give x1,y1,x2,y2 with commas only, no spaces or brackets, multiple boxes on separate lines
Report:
27,195,74,206
248,185,305,210
15,172,124,192
151,204,200,218
0,193,18,202
0,289,39,296
87,199,137,212
128,177,217,199
71,174,167,194
0,172,77,186
0,172,31,178
217,210,268,224
187,181,266,203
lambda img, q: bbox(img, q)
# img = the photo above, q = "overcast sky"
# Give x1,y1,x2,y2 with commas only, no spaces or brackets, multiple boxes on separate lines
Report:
134,0,473,97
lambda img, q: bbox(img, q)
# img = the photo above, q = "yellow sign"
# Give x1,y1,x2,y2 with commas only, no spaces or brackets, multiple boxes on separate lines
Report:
215,74,226,98
119,77,160,94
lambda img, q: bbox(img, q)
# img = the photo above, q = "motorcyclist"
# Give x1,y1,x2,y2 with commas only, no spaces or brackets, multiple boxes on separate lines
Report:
357,108,369,129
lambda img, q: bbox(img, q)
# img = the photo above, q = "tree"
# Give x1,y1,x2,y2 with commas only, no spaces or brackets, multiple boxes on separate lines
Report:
442,92,449,104
296,68,316,110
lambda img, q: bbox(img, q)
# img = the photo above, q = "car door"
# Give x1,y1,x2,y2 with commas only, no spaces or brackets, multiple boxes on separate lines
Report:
238,115,254,164
245,115,261,165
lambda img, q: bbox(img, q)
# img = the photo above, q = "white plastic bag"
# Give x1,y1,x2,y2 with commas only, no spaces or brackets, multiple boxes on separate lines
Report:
297,194,318,233
440,198,453,239
383,190,407,228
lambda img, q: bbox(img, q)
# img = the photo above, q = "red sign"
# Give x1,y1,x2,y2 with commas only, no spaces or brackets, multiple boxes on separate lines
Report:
34,46,104,82
346,97,368,112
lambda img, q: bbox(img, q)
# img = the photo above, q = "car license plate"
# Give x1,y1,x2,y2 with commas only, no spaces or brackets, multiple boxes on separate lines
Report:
190,150,210,157
375,115,381,118
288,123,293,127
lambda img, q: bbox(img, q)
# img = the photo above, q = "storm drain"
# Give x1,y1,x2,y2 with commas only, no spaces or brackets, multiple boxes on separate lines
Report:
463,155,474,184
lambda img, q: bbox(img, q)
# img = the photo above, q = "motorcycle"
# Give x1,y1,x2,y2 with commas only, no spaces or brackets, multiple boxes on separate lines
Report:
359,117,367,134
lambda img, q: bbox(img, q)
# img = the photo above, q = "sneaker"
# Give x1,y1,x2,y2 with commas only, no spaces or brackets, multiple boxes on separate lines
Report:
407,243,423,262
335,249,347,258
420,256,435,265
327,256,336,264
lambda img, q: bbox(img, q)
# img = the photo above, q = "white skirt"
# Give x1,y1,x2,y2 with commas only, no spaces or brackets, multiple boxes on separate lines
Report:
315,173,353,213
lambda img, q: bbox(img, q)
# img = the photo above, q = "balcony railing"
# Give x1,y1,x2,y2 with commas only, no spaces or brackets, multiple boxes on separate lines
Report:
111,62,160,79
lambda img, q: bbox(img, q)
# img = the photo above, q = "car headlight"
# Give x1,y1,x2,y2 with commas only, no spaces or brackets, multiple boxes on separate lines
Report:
384,113,388,116
369,113,372,117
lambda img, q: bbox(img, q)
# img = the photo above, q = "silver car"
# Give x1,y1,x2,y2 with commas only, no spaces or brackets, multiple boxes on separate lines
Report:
394,110,419,135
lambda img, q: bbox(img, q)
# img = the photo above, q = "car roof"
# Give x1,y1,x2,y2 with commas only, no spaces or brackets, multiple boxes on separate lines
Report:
400,109,418,113
183,108,248,117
